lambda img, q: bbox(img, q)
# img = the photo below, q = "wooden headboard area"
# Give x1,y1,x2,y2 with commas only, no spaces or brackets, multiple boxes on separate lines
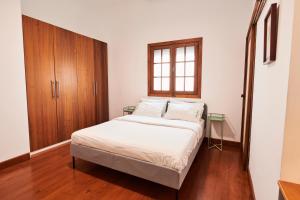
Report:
202,103,208,128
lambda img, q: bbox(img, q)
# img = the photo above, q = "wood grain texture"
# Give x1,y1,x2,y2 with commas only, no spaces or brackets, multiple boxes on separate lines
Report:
94,40,109,123
23,16,109,151
0,154,30,170
54,27,79,141
22,16,58,151
76,34,96,129
278,181,300,200
0,144,252,200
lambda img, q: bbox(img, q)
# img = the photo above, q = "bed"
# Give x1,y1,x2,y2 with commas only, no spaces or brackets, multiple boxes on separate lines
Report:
70,101,207,199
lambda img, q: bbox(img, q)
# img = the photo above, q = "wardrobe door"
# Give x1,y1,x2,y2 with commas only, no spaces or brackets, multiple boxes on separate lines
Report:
94,40,109,123
76,35,96,129
54,28,79,141
22,16,58,151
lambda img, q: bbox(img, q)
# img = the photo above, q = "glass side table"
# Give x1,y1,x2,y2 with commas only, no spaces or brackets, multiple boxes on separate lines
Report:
123,106,136,115
208,113,225,151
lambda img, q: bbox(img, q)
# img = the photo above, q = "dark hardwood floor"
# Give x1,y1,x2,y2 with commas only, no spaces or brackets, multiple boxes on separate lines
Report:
0,143,252,200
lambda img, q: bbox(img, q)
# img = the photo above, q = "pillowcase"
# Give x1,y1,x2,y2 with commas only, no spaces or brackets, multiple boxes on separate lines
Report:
164,101,204,122
140,97,169,113
133,100,168,118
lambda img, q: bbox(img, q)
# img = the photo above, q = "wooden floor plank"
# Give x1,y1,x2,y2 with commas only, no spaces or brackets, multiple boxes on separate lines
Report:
0,144,251,200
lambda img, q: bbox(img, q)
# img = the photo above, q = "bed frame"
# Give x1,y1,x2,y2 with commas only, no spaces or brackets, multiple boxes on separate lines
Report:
71,104,207,200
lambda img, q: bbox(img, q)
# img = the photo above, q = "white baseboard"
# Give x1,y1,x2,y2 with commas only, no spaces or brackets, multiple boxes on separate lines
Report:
30,139,71,157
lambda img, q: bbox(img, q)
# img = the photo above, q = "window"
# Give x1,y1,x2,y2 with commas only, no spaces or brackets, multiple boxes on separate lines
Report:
148,38,202,98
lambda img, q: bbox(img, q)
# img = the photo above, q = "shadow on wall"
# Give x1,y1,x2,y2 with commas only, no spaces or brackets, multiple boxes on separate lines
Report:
208,118,237,141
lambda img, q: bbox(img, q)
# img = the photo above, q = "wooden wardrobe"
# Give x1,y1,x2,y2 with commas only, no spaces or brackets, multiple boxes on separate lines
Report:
22,16,109,151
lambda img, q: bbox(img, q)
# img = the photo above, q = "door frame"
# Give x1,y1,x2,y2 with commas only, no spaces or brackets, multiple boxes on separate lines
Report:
241,25,257,170
240,0,267,170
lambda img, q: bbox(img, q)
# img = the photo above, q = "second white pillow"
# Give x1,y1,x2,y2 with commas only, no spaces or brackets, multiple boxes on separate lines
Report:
164,102,204,122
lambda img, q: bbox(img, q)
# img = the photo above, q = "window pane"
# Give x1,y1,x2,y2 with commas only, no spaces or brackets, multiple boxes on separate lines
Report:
186,46,195,61
162,63,170,76
176,77,184,91
154,64,161,77
185,77,194,91
176,47,185,62
185,62,195,76
162,78,170,91
176,63,184,76
154,78,161,91
154,50,161,63
162,49,170,62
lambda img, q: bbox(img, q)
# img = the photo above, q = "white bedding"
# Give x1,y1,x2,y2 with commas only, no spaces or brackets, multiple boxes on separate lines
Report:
71,115,205,172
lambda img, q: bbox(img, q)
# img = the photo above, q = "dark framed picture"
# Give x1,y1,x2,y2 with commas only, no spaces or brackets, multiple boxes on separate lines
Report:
264,3,278,64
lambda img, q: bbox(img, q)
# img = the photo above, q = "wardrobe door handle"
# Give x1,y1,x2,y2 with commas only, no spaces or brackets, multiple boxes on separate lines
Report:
94,81,98,96
93,81,96,96
93,82,95,96
56,81,60,98
51,81,56,98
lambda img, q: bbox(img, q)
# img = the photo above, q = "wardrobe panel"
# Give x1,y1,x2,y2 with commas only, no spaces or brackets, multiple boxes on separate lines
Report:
76,35,96,129
94,40,109,123
22,16,58,151
54,28,79,141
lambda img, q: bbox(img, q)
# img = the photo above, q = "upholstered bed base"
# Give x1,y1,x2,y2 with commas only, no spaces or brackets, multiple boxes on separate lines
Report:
70,134,204,190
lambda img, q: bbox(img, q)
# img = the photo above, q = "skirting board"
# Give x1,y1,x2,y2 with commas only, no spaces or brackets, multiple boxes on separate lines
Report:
247,168,256,200
0,153,30,170
0,140,71,170
30,139,71,157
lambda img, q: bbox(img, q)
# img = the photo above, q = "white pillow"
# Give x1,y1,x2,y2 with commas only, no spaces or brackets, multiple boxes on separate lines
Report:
164,101,204,122
133,101,167,118
140,97,169,113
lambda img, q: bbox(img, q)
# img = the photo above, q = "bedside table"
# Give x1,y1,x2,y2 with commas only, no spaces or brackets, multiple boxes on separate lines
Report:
208,113,225,151
123,106,136,115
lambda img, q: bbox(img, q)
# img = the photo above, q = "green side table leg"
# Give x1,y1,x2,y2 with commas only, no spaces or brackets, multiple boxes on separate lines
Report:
208,119,211,149
208,119,224,151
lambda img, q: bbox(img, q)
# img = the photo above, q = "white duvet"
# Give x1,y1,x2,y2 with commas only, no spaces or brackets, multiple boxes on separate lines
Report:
71,115,205,172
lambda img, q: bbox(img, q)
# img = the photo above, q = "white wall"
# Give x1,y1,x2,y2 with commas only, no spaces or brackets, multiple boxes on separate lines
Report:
0,0,30,162
249,0,295,199
109,0,253,142
22,0,253,142
280,0,300,184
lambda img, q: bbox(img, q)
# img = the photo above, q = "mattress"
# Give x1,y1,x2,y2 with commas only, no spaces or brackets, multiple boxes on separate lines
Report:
71,115,205,172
